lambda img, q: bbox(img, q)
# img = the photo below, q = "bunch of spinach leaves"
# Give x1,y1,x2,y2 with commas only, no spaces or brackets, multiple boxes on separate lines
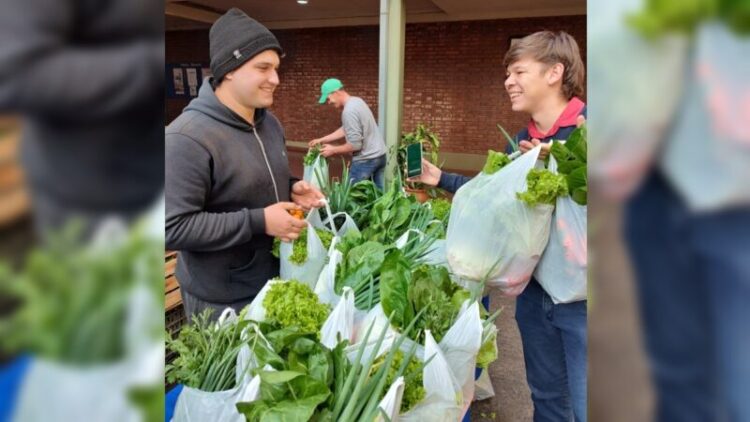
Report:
550,124,587,205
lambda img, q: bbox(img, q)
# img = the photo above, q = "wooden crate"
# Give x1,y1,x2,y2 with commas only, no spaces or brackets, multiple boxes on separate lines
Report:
0,121,30,228
165,251,184,367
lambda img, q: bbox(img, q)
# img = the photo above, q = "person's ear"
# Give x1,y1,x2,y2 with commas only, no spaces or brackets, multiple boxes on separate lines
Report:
547,63,564,86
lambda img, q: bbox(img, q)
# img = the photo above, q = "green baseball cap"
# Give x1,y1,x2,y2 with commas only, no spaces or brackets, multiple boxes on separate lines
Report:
318,78,343,104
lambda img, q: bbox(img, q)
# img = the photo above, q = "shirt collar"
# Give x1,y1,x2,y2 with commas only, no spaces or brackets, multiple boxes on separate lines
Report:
527,97,585,139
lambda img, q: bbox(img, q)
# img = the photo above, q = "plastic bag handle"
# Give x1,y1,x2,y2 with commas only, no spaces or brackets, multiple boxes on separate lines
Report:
217,307,237,327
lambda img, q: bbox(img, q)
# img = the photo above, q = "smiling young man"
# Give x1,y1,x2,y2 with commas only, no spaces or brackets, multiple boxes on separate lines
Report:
411,31,588,422
165,8,323,321
309,79,387,190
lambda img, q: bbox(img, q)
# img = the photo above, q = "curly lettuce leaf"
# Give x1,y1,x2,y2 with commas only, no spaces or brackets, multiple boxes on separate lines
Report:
516,169,569,206
482,150,512,175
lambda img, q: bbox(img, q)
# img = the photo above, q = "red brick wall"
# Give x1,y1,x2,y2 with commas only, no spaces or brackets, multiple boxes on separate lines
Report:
166,15,586,155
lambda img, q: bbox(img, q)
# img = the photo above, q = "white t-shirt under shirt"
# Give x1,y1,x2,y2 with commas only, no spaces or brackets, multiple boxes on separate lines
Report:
342,96,386,161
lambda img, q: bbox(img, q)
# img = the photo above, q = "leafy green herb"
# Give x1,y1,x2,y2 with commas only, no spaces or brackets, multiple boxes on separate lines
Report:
263,280,331,336
382,258,469,344
516,169,569,206
380,250,414,329
399,124,441,192
238,307,425,421
0,223,162,364
348,180,382,228
166,308,254,392
477,327,498,369
408,265,469,343
550,124,588,205
237,326,334,421
128,384,164,422
369,350,426,413
304,145,323,166
627,0,750,38
428,198,451,225
482,150,512,175
272,228,334,265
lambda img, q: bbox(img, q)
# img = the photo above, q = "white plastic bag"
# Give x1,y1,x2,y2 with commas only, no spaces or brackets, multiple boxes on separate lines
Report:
347,305,399,363
375,377,405,422
434,301,483,414
172,369,258,422
172,308,259,422
279,221,327,288
308,207,360,238
660,23,750,212
534,156,588,304
349,324,462,422
446,145,554,296
303,154,329,191
399,331,463,422
320,287,356,349
11,284,163,422
423,239,448,267
350,301,483,418
314,237,344,306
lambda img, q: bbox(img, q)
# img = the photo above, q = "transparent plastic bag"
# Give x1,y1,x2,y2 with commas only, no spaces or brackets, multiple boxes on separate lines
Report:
314,237,344,306
660,23,750,212
303,154,329,191
172,308,258,422
399,331,463,422
534,156,587,304
279,221,327,288
446,146,553,296
320,287,356,349
308,207,360,238
350,301,483,419
11,284,163,422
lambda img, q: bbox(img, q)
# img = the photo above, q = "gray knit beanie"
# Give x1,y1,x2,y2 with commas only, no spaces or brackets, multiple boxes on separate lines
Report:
209,8,283,82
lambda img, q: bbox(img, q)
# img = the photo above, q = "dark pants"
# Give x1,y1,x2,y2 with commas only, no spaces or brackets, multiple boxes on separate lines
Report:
350,155,386,190
624,172,750,422
516,279,588,422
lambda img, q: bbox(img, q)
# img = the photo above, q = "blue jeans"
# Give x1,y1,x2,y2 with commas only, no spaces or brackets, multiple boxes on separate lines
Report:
625,171,750,422
349,155,385,190
516,279,588,422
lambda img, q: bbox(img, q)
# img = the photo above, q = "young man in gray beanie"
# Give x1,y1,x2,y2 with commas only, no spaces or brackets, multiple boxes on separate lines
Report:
166,8,323,321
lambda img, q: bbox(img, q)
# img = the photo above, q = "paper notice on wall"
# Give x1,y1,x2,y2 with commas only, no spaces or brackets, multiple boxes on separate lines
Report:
172,68,185,95
186,68,198,97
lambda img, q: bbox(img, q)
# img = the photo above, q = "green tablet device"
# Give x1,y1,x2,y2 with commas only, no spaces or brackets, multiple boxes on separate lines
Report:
406,143,422,178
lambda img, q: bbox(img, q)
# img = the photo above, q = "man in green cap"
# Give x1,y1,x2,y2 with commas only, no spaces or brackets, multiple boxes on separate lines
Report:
309,78,387,189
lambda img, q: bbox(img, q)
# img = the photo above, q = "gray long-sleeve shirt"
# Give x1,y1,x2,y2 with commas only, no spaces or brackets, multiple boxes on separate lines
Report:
342,96,386,161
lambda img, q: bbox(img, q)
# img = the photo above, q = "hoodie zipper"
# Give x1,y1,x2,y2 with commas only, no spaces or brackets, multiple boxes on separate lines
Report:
252,126,280,203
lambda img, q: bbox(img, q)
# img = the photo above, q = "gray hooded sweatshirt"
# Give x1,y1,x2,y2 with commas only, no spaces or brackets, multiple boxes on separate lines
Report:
166,78,295,303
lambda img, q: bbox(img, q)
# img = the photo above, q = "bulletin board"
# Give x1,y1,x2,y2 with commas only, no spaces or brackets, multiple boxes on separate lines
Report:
166,63,212,99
